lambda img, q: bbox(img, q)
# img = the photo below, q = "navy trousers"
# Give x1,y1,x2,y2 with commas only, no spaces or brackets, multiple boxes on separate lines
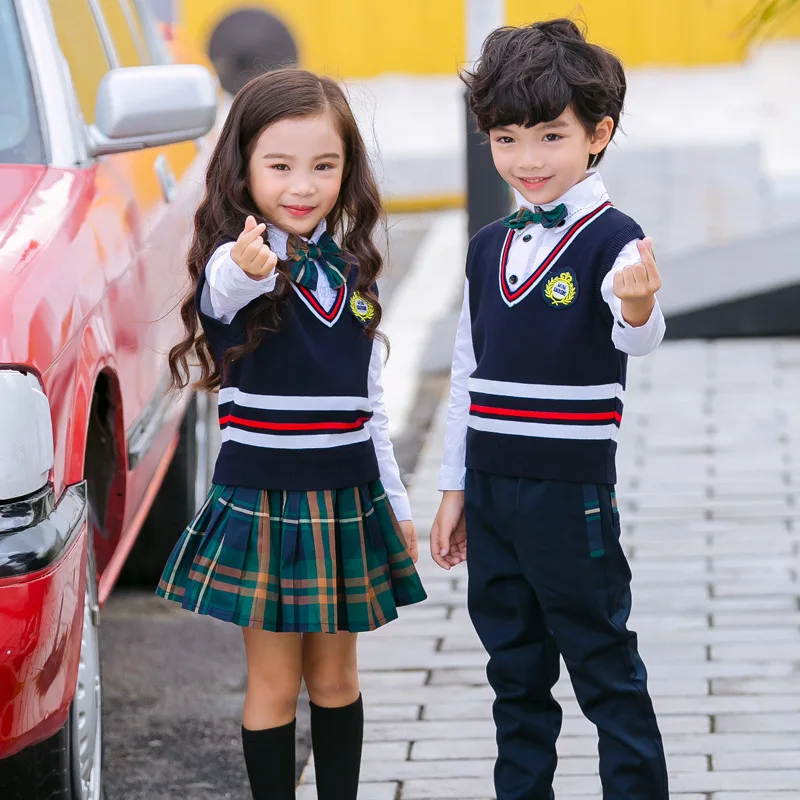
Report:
465,470,668,800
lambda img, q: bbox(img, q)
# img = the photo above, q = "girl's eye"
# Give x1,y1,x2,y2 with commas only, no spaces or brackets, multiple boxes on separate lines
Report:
271,164,290,171
315,163,335,171
543,133,562,142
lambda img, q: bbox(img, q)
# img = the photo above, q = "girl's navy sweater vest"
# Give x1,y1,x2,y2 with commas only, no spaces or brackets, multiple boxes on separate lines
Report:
466,204,644,485
196,265,380,491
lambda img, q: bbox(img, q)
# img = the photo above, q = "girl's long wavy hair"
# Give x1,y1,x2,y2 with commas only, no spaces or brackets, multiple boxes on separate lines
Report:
168,68,386,392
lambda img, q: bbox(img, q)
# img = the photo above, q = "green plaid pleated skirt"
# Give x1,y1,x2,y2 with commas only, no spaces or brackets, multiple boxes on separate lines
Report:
155,480,427,633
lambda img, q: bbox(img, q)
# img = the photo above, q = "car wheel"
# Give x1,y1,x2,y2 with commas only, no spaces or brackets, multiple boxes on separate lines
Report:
70,549,104,800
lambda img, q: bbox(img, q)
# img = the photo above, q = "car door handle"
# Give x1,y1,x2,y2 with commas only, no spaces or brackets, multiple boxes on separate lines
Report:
154,154,177,203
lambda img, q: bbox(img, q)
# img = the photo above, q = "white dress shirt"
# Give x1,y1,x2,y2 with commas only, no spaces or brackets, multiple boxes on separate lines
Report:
439,171,666,491
200,221,412,521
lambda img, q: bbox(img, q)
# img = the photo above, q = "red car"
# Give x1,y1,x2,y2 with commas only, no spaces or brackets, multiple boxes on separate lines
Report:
0,1,218,797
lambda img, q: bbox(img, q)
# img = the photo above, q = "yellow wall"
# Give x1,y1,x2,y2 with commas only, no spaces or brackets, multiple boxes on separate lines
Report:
181,0,465,77
508,0,800,66
181,0,800,77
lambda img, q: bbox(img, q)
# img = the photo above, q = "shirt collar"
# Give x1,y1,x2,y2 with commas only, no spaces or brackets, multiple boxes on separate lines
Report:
513,170,609,219
266,218,328,260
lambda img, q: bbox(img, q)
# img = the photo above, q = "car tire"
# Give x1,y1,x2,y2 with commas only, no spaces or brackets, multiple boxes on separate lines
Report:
70,547,105,800
0,550,104,800
119,393,213,586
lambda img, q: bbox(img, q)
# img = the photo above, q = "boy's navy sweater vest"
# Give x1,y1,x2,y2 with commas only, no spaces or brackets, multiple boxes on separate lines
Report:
196,265,379,491
466,203,644,485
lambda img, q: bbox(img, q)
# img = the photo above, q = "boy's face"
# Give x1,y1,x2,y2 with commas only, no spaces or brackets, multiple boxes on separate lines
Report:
489,105,613,206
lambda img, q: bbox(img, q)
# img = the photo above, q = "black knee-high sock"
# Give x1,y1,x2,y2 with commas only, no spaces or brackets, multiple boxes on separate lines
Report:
310,695,364,800
241,720,296,799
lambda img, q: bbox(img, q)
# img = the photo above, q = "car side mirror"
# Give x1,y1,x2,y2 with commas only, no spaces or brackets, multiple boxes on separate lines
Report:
87,64,218,156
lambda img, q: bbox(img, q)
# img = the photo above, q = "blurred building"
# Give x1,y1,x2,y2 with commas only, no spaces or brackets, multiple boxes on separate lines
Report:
153,0,800,92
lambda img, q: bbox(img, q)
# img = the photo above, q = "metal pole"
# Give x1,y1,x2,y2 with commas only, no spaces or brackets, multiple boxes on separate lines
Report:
465,0,510,238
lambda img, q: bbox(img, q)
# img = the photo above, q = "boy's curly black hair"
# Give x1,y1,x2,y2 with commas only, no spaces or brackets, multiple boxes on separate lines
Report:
462,18,626,166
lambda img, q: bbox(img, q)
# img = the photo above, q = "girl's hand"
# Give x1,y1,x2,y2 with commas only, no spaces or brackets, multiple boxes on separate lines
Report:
231,215,278,280
399,520,419,563
613,237,662,327
430,491,467,570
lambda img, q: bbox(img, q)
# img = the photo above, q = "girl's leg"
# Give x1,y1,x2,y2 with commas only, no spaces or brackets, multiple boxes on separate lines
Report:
302,633,362,800
241,629,303,799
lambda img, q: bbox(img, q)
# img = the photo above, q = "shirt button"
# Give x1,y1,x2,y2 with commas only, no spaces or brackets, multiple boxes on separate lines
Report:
522,234,532,242
509,275,518,285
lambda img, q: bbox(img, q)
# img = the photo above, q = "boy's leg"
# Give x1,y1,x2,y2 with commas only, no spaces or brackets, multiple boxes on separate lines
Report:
465,470,562,800
516,480,669,800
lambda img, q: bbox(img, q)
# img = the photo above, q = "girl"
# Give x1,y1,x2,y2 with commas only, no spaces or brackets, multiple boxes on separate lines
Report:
157,68,427,800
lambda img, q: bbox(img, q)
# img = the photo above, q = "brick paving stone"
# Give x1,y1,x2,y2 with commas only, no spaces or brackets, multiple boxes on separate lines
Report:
670,769,800,792
713,795,800,800
297,783,399,800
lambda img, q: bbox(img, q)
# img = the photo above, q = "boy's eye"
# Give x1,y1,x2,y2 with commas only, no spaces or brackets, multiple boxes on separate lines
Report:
543,133,562,142
496,136,514,144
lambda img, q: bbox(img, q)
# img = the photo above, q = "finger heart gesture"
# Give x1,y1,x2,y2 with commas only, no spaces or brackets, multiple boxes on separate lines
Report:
613,237,661,301
231,215,278,279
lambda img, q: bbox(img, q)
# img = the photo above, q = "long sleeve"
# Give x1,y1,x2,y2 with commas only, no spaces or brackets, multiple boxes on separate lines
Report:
201,242,278,324
367,341,412,521
602,240,666,357
438,279,477,491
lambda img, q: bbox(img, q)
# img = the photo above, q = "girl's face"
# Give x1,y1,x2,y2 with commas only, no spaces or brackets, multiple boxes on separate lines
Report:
489,105,613,206
247,112,345,237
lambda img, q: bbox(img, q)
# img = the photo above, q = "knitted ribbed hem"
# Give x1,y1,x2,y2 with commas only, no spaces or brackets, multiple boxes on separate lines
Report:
466,434,618,486
213,443,380,491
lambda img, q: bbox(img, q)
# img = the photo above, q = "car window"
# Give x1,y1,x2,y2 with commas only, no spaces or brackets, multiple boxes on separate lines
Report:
119,0,153,62
96,0,150,66
49,0,111,124
0,0,45,164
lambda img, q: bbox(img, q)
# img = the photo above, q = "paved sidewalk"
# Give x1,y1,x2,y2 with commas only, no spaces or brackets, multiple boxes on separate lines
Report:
300,339,800,799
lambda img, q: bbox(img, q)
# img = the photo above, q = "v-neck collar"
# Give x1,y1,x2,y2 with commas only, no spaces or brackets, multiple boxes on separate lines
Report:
498,201,613,307
269,220,346,326
292,282,347,327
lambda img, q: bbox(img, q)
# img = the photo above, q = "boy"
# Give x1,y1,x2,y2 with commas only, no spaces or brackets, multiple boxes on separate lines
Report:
430,18,669,800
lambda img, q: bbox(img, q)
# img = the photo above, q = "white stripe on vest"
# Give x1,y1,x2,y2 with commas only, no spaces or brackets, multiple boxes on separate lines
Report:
218,388,372,413
221,427,372,450
468,378,625,403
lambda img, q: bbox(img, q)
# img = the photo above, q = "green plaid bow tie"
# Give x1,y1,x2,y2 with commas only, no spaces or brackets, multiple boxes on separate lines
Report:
503,203,568,231
286,232,347,291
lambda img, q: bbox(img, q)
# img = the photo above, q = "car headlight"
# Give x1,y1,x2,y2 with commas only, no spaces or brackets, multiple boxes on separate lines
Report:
0,370,54,502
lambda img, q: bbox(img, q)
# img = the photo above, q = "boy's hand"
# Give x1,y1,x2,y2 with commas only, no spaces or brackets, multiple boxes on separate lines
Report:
613,237,661,327
399,520,419,563
231,215,278,279
430,491,467,570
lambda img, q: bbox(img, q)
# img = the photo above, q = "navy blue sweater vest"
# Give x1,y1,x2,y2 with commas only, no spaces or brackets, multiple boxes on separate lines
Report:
196,265,379,491
465,204,644,485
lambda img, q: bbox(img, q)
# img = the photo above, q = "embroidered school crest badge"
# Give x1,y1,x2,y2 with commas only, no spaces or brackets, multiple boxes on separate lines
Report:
543,270,578,308
349,292,375,324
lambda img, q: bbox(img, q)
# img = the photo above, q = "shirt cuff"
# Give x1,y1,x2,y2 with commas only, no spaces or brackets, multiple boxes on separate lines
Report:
225,256,278,293
387,491,412,523
438,466,466,492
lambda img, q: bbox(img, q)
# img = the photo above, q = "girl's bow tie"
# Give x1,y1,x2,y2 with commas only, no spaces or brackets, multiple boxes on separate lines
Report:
503,203,568,230
286,232,347,290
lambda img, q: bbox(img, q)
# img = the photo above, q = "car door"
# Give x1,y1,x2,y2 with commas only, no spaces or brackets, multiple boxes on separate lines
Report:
47,0,212,568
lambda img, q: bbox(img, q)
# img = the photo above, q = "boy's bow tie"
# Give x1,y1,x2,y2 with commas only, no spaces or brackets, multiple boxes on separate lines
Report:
286,232,347,291
503,203,568,230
